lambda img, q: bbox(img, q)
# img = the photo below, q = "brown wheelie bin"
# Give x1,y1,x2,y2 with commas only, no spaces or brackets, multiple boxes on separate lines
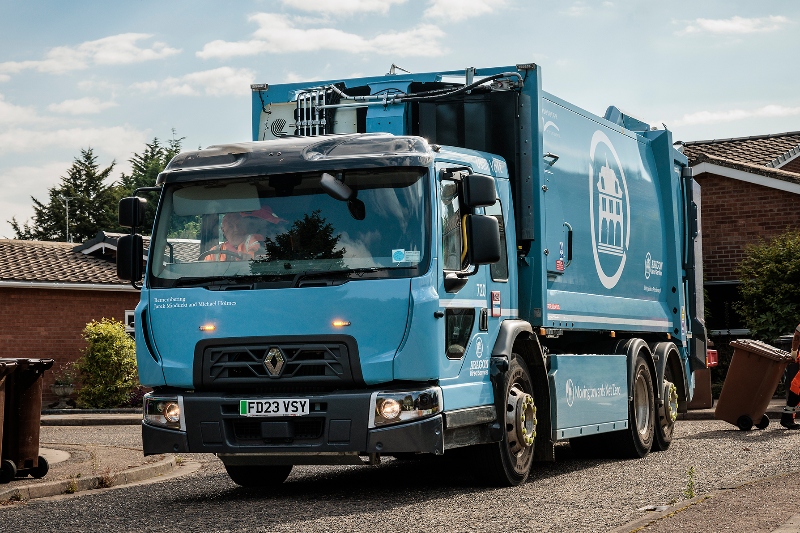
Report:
1,358,54,480
714,340,794,431
0,360,17,483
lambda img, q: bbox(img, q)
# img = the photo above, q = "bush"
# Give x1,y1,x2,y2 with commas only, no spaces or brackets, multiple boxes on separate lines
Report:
76,318,139,408
736,231,800,342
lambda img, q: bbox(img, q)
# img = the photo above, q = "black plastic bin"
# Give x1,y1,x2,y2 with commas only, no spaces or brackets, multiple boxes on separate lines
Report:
1,358,54,481
0,360,17,483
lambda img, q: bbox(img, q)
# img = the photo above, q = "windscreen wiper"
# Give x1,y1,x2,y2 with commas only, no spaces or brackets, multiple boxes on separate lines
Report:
173,274,291,289
290,266,415,288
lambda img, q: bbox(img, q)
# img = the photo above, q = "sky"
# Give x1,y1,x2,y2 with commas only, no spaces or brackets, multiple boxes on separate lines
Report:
1,0,798,239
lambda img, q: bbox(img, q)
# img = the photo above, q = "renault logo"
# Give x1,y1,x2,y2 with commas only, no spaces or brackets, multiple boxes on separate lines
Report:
264,347,285,376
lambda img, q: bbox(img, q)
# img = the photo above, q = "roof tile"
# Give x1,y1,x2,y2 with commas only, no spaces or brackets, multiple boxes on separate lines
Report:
0,239,126,285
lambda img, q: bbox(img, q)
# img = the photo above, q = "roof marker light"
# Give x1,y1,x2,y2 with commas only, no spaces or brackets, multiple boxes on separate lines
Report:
332,320,351,328
199,324,216,332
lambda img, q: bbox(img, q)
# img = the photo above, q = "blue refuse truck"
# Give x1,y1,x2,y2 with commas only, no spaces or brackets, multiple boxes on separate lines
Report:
117,63,707,487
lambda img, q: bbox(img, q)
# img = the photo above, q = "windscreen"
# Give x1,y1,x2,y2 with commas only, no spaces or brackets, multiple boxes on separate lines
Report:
148,168,430,287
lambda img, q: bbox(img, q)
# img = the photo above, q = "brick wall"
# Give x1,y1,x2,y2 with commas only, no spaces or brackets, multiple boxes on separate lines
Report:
0,287,139,406
697,173,800,282
781,157,800,175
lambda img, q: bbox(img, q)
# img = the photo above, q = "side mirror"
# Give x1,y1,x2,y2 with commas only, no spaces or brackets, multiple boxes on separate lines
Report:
462,173,496,208
119,197,147,228
117,234,144,282
465,214,501,265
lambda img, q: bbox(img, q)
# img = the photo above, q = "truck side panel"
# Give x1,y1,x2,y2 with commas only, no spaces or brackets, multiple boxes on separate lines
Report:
534,93,677,335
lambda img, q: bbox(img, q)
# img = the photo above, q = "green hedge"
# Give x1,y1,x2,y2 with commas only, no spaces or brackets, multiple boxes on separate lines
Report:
736,231,800,342
76,318,139,408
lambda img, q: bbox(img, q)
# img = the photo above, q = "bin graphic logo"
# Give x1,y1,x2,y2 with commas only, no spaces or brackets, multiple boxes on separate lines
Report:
589,130,630,289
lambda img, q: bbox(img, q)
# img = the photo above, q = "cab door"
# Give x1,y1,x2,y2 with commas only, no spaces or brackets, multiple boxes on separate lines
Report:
435,165,511,410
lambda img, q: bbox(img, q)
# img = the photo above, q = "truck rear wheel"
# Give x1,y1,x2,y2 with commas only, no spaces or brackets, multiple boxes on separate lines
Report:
224,464,293,487
475,354,536,487
610,353,655,458
653,345,679,452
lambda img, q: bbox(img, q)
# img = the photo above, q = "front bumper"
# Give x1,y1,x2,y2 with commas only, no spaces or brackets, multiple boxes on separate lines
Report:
141,390,444,458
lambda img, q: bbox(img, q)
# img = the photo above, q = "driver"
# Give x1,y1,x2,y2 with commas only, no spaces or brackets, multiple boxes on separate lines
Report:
203,212,264,261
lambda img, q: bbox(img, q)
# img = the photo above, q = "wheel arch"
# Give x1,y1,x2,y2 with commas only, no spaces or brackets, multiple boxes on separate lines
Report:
651,341,688,413
491,319,554,462
617,338,657,401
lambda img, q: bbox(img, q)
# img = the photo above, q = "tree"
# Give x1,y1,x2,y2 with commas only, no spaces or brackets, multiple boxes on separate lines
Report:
263,210,345,261
9,134,183,241
9,148,117,242
119,134,183,235
736,231,800,341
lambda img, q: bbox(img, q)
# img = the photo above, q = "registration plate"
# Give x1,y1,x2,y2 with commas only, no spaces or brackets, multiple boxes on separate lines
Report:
239,399,310,417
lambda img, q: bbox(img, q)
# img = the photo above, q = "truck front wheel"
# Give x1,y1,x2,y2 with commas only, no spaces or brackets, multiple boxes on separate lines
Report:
475,354,536,486
224,464,293,487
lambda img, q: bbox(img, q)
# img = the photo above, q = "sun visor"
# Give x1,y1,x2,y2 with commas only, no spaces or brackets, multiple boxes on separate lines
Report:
172,183,261,216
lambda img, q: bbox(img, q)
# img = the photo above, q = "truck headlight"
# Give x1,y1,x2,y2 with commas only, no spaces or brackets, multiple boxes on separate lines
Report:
369,387,442,428
143,393,185,431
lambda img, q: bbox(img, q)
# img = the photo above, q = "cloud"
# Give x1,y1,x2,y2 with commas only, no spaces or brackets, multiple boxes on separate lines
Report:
0,33,180,76
197,13,445,58
0,161,74,238
281,0,407,14
0,126,148,157
424,0,506,21
0,94,43,125
132,67,256,96
561,1,589,17
682,15,790,35
47,97,118,115
674,104,800,126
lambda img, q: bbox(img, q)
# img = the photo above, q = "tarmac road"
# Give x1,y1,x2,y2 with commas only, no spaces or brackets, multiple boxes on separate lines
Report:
2,419,800,533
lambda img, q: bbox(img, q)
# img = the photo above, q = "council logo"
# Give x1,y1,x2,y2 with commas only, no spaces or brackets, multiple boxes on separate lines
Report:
589,130,630,289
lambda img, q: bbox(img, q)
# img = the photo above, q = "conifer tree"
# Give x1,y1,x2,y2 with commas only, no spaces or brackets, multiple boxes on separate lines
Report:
119,134,183,234
9,148,116,242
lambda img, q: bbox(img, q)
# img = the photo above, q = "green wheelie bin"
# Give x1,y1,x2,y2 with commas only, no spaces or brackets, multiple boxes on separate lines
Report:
0,359,17,483
1,358,54,480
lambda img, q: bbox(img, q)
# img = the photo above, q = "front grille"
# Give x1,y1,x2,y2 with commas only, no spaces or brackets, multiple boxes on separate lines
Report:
197,337,359,391
231,417,325,442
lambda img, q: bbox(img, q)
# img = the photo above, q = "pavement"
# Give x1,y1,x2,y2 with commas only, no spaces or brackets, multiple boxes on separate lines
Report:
3,400,800,532
0,408,187,505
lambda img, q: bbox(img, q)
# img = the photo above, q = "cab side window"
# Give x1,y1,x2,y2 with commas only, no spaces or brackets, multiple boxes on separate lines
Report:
485,200,508,281
440,180,464,271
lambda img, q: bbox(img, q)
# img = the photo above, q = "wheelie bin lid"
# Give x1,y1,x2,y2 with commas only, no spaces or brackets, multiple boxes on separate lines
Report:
0,359,16,379
0,358,54,372
729,339,794,362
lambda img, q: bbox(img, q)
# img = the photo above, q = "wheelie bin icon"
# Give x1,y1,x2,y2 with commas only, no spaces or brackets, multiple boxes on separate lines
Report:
715,340,793,431
1,358,54,481
0,359,17,483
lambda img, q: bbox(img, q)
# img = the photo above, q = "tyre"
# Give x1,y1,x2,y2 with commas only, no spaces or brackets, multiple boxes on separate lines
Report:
756,414,770,430
224,464,293,487
0,459,16,484
736,415,754,431
473,354,537,487
609,352,655,458
653,347,680,452
653,379,678,452
32,456,49,479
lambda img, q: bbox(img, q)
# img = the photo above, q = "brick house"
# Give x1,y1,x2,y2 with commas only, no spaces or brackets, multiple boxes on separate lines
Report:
0,232,141,406
677,131,800,336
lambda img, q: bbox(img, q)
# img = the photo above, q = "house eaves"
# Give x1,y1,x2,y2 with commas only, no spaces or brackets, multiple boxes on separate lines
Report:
0,280,137,291
691,153,800,195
